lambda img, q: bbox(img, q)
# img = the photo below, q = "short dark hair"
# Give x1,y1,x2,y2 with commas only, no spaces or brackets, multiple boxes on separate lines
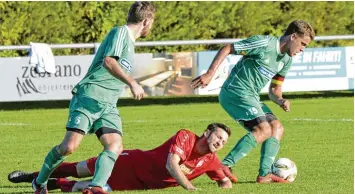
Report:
206,123,231,137
284,20,315,40
127,1,156,24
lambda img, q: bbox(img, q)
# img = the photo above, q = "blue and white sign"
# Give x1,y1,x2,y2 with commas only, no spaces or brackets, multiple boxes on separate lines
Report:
197,47,354,95
287,47,346,78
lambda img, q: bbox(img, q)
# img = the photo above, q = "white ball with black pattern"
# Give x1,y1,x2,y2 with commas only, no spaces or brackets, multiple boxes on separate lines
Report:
272,158,297,182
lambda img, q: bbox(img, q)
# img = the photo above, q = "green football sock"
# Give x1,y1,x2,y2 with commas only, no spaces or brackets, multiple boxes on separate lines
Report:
90,150,118,188
259,137,280,176
222,132,257,167
36,146,66,186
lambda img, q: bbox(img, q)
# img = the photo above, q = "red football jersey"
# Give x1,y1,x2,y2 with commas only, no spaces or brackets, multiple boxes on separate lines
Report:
128,129,226,189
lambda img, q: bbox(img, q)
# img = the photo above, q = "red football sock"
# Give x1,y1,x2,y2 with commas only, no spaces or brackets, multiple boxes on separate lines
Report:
33,162,79,178
56,178,77,192
51,162,79,178
32,172,39,177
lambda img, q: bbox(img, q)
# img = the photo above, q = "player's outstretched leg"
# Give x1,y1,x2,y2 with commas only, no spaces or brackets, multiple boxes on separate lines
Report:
9,162,80,185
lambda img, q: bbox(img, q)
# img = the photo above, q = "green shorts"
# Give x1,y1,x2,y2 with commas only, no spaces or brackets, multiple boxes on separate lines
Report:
219,87,274,129
66,94,122,136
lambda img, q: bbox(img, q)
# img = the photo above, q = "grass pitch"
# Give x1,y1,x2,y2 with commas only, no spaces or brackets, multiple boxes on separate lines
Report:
0,96,353,194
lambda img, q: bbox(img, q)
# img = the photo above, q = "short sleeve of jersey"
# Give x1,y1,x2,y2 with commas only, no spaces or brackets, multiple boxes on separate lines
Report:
278,57,293,77
169,130,194,161
103,27,127,59
205,157,226,181
233,35,269,56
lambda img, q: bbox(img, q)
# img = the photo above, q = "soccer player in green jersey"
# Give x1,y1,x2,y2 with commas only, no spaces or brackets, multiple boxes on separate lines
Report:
191,20,315,183
32,2,156,194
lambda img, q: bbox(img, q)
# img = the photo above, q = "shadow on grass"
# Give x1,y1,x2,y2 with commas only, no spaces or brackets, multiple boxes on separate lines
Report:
236,181,258,184
205,180,256,186
0,90,353,111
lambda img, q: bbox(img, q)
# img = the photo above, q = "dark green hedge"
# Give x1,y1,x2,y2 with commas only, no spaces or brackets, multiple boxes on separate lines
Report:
0,1,353,57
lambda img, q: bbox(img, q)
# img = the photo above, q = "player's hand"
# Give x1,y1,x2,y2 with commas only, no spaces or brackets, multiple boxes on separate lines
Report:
129,82,144,100
277,98,290,112
191,73,213,89
217,179,233,189
222,165,238,183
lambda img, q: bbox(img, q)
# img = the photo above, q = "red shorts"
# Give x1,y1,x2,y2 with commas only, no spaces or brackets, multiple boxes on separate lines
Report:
86,153,146,191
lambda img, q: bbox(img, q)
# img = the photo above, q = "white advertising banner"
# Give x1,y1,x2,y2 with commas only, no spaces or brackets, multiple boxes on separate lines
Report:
196,47,354,95
0,55,93,102
0,52,192,102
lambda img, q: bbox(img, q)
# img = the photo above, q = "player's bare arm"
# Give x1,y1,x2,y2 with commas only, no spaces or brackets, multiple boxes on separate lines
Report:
269,81,290,112
166,153,197,190
191,44,234,89
104,56,144,100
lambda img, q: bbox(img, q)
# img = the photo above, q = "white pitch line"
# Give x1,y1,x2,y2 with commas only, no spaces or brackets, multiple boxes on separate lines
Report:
292,118,353,122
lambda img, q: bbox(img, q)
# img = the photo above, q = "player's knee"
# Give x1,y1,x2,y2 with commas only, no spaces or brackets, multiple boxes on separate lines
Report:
261,125,272,140
100,132,123,155
58,143,78,156
270,121,284,140
113,143,123,155
253,123,272,143
104,141,123,156
63,146,76,156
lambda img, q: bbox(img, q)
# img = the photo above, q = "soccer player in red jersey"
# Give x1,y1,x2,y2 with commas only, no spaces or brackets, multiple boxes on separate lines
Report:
9,123,237,193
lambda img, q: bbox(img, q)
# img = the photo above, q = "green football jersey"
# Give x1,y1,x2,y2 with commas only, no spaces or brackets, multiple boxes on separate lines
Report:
222,35,292,99
72,25,135,104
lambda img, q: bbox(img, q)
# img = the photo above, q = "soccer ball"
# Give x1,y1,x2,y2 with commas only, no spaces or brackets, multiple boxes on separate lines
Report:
272,158,297,182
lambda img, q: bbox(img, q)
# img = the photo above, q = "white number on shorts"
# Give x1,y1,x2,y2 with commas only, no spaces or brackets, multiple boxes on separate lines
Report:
74,117,81,125
246,107,258,115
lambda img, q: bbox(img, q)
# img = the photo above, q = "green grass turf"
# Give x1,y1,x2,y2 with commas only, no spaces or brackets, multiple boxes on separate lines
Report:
0,97,353,194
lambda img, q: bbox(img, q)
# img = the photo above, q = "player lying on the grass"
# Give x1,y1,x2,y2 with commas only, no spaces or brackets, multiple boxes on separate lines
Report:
9,123,237,192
